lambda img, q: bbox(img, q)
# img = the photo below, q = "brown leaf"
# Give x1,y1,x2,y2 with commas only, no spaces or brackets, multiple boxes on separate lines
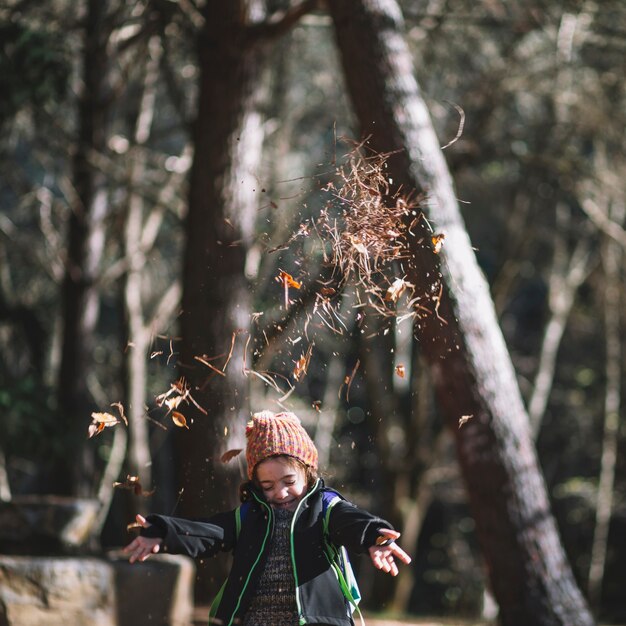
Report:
91,411,119,425
114,475,155,497
458,414,473,428
171,411,190,429
293,343,313,382
431,233,445,254
111,402,128,426
277,270,302,289
164,396,184,412
88,411,120,438
395,364,406,378
220,448,243,463
88,423,105,438
385,278,414,303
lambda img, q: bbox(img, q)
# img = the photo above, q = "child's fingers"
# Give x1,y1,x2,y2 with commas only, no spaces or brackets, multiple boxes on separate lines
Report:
122,537,140,553
377,528,401,540
136,514,150,528
390,543,412,564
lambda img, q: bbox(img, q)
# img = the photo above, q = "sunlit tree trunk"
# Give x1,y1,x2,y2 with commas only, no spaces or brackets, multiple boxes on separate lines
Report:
56,0,110,496
328,1,595,624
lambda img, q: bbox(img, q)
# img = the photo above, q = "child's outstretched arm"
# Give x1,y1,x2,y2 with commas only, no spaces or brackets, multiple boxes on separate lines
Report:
368,528,411,577
123,514,163,563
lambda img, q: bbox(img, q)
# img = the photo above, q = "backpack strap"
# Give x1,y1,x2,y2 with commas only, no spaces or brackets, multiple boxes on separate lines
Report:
235,501,251,539
322,491,365,626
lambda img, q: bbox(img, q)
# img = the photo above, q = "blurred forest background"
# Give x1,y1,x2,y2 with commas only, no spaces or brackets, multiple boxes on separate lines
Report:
1,0,625,624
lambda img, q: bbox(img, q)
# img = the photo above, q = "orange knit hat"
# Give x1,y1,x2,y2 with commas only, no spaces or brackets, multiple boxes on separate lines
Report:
245,410,318,479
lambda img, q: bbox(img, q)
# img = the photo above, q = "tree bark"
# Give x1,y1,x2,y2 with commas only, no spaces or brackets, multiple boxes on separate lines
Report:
587,200,624,611
328,1,595,624
177,3,267,594
56,0,111,496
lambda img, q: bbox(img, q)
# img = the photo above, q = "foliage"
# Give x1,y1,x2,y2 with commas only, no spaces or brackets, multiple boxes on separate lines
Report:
0,20,69,127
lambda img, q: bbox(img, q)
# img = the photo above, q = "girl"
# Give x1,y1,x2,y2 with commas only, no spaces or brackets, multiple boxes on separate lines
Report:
123,410,411,626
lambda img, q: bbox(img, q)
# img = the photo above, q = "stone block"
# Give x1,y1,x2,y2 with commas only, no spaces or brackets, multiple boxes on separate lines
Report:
0,496,99,554
0,555,116,626
110,553,195,626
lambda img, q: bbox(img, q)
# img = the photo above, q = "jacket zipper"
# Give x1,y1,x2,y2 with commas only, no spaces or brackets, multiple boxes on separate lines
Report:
290,479,321,625
225,495,273,626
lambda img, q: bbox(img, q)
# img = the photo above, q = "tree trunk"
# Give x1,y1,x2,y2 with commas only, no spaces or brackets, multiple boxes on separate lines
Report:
177,2,266,595
587,200,624,611
56,0,110,496
328,1,595,624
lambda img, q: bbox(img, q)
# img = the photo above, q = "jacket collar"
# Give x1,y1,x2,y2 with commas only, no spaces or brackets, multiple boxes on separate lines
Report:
241,477,325,506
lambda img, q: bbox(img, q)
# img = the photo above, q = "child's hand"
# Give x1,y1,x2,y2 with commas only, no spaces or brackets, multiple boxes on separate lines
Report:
122,514,162,564
368,528,412,576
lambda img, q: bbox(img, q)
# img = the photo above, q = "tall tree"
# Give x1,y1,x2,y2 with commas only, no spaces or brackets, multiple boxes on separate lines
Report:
56,0,111,495
328,1,595,624
176,0,315,594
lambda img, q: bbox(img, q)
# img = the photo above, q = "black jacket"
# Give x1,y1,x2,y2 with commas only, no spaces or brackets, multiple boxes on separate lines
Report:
143,479,393,626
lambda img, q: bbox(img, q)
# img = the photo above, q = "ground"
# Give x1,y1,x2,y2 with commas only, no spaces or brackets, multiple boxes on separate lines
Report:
192,608,487,626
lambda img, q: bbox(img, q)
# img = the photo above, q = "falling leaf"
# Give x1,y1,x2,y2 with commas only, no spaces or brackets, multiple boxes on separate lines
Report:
220,449,243,463
91,412,119,425
171,411,190,429
127,521,142,531
395,364,406,378
385,278,414,302
276,270,301,289
458,414,473,428
293,343,313,382
164,396,184,411
88,423,105,438
88,411,120,438
114,475,155,497
431,233,445,254
111,402,128,426
312,400,322,412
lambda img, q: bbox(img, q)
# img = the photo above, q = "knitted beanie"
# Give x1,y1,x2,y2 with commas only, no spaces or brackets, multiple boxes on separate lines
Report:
245,410,318,479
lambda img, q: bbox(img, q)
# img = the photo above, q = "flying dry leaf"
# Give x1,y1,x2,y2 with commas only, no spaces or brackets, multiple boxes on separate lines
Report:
385,278,414,303
88,411,120,438
114,474,155,497
431,233,445,254
293,343,313,382
91,412,119,425
312,400,322,412
164,395,184,412
395,364,406,378
88,423,105,438
127,521,142,531
171,411,189,429
277,270,302,289
220,448,243,463
458,414,473,428
111,402,128,426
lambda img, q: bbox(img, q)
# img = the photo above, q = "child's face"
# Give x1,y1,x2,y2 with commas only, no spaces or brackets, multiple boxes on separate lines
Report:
255,457,308,511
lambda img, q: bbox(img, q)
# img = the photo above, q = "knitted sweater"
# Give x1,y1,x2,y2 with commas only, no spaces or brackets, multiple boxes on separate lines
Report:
243,508,297,626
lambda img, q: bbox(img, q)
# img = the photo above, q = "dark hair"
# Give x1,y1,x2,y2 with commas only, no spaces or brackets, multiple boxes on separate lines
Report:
239,454,319,502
